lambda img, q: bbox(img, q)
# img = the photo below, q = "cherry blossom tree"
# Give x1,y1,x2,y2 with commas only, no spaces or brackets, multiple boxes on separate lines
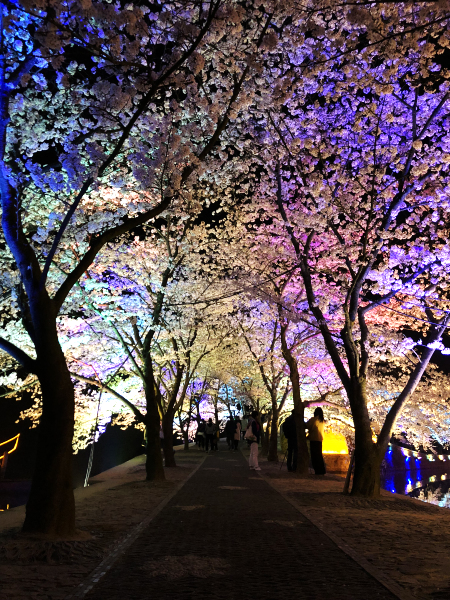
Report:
243,23,450,494
0,0,287,535
3,0,450,536
238,302,291,460
67,219,236,470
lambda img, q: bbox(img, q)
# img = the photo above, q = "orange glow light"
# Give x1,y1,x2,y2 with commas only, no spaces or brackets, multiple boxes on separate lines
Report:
322,431,348,455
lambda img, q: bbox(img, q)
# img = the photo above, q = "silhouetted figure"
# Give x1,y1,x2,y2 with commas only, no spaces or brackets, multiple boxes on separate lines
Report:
225,417,236,449
282,410,297,472
197,419,206,451
205,418,217,452
306,407,326,475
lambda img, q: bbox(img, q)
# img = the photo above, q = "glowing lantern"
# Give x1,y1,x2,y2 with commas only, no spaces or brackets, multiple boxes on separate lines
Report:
322,431,348,455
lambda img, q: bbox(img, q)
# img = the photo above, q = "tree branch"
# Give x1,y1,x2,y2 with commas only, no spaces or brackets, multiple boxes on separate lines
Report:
70,372,145,423
53,197,171,310
0,335,36,373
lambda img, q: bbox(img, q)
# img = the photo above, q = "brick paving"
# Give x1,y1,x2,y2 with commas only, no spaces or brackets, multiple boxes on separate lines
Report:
85,447,397,600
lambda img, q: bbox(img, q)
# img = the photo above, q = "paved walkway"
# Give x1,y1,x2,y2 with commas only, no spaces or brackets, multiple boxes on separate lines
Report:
85,448,397,600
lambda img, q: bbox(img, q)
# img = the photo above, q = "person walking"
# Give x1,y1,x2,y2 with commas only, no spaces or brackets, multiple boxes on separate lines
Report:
205,418,216,453
305,407,326,475
196,419,206,451
282,410,297,472
245,410,261,470
214,424,220,451
233,417,242,451
225,416,236,450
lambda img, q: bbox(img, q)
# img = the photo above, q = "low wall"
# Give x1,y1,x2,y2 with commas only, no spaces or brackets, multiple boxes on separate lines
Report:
324,454,350,474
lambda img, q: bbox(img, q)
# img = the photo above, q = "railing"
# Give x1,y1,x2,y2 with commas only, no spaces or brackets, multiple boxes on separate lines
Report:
0,434,20,480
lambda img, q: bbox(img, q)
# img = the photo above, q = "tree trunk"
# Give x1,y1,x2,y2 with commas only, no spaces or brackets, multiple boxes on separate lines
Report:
23,316,76,536
347,376,382,496
145,417,165,481
351,442,383,496
144,358,165,481
162,411,177,467
267,410,279,462
280,323,310,473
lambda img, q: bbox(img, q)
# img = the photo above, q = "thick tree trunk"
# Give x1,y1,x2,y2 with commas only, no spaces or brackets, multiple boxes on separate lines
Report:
23,317,76,536
280,323,310,473
145,416,164,481
351,442,383,496
144,358,165,481
144,387,165,481
162,412,176,467
267,410,279,462
183,430,190,451
348,377,382,496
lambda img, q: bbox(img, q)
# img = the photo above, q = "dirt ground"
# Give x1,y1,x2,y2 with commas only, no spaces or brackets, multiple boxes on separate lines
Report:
258,456,450,600
0,450,204,600
1,447,450,600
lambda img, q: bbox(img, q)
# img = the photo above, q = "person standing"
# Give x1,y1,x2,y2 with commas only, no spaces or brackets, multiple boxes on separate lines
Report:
225,416,236,450
282,410,297,472
205,418,216,452
214,423,220,451
241,414,248,434
196,419,206,451
233,417,242,451
305,407,326,475
245,410,261,470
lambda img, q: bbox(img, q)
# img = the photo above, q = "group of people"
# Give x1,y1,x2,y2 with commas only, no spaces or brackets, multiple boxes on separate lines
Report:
195,415,245,453
195,418,220,452
224,416,242,451
195,407,326,476
282,407,326,475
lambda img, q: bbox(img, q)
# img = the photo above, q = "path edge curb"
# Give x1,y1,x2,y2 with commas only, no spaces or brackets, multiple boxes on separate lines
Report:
65,455,207,600
260,473,418,600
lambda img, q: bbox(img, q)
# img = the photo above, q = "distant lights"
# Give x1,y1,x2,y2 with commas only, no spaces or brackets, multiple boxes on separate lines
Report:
390,444,450,462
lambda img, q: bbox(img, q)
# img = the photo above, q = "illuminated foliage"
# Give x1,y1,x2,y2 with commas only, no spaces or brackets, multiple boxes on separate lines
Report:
2,0,450,536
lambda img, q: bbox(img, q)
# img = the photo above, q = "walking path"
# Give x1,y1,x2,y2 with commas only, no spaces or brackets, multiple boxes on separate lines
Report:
83,448,396,600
